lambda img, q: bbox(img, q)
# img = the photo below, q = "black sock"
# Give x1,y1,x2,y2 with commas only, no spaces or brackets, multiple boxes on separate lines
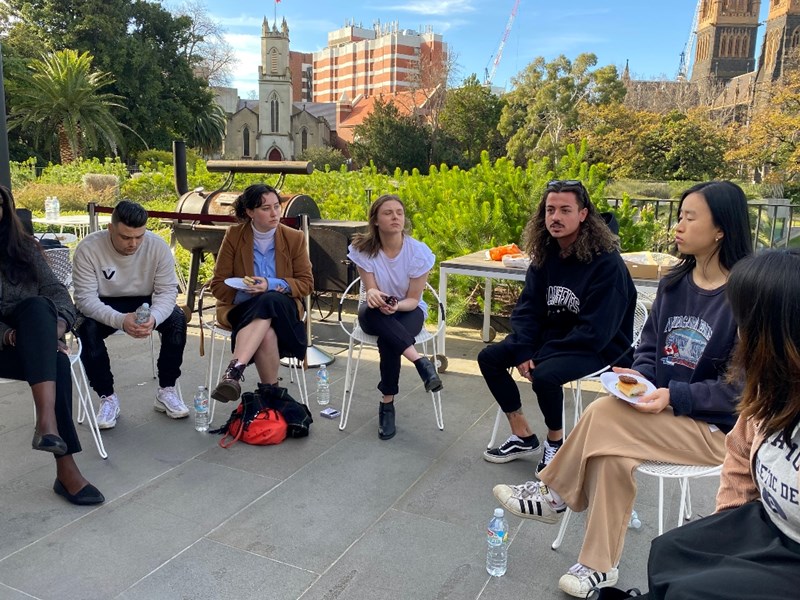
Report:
521,433,538,444
547,437,563,447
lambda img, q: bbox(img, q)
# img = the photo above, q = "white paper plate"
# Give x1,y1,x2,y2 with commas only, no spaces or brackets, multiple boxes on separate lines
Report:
224,277,251,291
600,372,656,404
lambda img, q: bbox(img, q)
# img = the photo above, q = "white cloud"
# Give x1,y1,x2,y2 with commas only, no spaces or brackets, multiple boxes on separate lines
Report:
376,0,476,16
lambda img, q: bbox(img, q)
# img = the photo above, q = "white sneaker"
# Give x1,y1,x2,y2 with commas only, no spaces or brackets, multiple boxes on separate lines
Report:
492,480,566,523
96,394,120,429
154,386,189,419
559,563,619,598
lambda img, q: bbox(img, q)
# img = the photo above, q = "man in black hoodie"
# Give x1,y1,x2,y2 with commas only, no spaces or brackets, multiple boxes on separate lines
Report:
479,180,636,474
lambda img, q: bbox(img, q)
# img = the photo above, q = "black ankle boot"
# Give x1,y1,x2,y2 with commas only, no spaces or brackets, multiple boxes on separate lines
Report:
378,401,396,440
414,357,443,392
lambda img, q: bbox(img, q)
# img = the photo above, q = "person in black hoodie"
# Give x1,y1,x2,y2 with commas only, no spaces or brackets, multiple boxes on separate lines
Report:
479,180,636,472
492,181,753,598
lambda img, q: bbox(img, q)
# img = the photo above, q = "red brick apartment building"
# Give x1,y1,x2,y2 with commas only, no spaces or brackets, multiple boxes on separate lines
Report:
311,21,447,102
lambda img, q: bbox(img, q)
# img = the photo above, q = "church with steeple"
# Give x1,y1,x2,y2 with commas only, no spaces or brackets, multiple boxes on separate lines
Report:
213,17,338,160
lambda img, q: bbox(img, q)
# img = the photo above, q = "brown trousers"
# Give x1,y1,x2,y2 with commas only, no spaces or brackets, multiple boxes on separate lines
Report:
539,395,727,572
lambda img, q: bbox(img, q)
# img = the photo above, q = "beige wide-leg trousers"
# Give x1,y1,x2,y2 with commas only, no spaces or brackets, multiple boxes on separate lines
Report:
539,394,727,572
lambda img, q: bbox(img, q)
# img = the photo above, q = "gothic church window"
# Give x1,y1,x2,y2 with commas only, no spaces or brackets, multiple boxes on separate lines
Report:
243,126,250,156
792,27,800,50
270,93,280,133
301,128,308,152
269,48,279,75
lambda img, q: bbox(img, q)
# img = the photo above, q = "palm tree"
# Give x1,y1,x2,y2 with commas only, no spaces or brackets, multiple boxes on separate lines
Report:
9,49,127,163
187,102,227,157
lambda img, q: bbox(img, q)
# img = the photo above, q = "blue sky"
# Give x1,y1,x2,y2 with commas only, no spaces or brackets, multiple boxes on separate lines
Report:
190,0,772,97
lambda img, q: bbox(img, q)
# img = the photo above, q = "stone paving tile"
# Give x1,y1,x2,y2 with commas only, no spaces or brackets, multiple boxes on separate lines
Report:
0,320,724,599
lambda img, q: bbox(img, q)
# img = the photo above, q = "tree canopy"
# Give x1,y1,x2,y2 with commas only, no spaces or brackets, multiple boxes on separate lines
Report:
499,53,626,166
8,49,126,163
1,0,220,158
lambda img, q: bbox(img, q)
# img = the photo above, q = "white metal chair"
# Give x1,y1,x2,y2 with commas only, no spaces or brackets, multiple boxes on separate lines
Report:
336,277,445,432
634,461,723,535
201,319,307,423
41,246,107,458
198,285,308,424
551,460,723,551
487,299,649,449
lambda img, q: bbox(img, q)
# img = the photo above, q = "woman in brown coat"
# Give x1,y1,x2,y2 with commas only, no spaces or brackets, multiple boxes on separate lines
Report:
209,184,313,403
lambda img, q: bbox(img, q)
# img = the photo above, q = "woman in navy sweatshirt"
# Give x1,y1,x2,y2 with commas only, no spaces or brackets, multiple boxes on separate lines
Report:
492,181,753,597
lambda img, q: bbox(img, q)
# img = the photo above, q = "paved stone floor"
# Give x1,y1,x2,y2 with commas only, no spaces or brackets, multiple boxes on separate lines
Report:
0,315,720,600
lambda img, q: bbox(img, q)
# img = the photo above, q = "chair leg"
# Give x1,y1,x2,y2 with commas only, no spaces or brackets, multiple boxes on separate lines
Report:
487,407,504,449
551,507,573,550
657,476,665,536
428,337,443,430
150,332,157,379
72,358,108,459
288,359,308,405
338,339,360,431
430,390,444,430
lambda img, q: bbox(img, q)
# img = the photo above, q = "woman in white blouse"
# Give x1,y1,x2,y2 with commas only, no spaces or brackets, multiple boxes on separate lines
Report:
347,194,442,440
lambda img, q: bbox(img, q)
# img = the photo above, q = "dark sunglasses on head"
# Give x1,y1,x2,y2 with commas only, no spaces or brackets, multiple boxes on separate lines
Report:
546,179,583,189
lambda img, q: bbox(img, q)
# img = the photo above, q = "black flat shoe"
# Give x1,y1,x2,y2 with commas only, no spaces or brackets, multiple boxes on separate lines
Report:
53,479,105,505
32,432,67,456
378,401,396,440
414,357,443,393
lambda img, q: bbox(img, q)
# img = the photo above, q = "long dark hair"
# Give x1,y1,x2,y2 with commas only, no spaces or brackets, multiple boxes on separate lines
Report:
662,181,752,289
232,184,281,222
0,185,40,285
524,181,618,268
350,194,410,257
727,249,800,442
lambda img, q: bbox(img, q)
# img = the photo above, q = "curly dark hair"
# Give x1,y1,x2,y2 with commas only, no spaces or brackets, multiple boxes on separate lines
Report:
233,184,281,221
523,182,619,268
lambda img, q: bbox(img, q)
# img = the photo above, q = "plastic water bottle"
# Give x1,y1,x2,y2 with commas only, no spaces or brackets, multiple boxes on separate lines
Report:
44,196,54,220
194,386,209,432
486,507,508,577
51,195,60,220
134,302,151,325
628,509,642,529
316,364,330,405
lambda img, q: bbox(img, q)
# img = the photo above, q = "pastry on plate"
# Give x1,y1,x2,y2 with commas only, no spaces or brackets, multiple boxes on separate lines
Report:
617,374,647,397
242,275,257,286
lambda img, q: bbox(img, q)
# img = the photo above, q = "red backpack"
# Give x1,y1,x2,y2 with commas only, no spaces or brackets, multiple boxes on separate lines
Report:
213,392,287,448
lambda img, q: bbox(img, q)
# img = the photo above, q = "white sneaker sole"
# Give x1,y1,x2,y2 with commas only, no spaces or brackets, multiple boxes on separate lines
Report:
492,484,565,523
153,398,189,419
96,408,119,430
558,569,619,597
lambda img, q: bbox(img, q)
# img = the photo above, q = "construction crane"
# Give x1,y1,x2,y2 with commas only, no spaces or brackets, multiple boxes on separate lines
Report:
678,0,702,80
484,0,521,86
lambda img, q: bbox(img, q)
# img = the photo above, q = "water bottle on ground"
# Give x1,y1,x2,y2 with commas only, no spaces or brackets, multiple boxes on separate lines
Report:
628,509,642,529
134,302,151,325
194,386,209,432
51,195,60,220
44,196,54,221
316,364,330,405
486,507,508,577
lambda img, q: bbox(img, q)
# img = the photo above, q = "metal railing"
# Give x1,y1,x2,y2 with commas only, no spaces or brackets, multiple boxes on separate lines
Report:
606,197,799,249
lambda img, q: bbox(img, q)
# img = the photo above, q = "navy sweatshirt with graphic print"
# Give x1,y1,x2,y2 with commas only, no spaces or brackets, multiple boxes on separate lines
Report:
632,272,739,433
507,242,637,368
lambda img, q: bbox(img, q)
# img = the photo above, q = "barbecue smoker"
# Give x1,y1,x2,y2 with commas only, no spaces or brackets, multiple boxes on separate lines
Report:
171,141,320,312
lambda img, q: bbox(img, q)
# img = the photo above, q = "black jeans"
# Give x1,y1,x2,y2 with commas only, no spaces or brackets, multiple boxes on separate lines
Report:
77,296,187,396
358,304,424,396
477,338,606,431
0,296,81,455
